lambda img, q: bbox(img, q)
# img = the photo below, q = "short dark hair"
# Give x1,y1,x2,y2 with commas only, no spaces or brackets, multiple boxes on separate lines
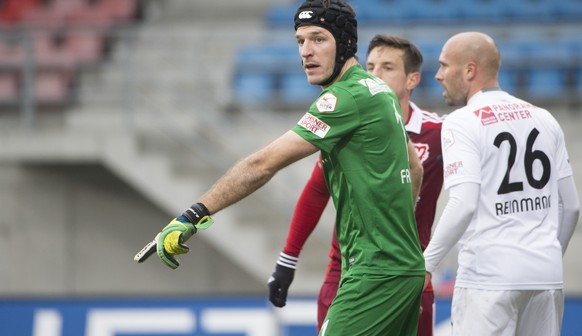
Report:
367,35,423,74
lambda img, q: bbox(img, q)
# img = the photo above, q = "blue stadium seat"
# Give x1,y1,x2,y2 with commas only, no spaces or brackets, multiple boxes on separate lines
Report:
418,69,443,100
406,0,463,22
232,72,274,104
416,40,445,72
498,69,519,95
505,0,557,21
524,68,567,99
280,71,320,105
264,1,302,27
457,0,508,22
235,45,297,72
356,0,417,24
496,42,523,66
555,0,582,20
519,40,574,65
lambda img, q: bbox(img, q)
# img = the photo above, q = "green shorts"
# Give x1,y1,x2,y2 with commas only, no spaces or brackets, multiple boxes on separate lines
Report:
319,273,424,336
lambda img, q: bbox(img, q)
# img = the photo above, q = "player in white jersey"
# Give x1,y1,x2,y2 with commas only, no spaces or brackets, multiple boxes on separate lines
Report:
423,32,580,336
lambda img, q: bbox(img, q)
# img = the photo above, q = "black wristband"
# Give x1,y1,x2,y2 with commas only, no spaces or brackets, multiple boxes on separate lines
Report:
182,202,210,224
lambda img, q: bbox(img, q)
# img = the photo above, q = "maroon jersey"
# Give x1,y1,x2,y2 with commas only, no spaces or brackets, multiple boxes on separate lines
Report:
406,102,445,251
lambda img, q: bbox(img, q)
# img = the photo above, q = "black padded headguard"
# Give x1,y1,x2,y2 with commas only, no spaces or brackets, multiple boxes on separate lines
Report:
294,0,358,86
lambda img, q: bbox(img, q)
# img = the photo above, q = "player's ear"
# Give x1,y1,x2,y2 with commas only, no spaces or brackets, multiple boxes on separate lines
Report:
407,71,421,91
465,62,477,80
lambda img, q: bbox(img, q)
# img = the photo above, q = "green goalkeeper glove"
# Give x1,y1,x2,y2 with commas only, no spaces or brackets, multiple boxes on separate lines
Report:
156,202,214,269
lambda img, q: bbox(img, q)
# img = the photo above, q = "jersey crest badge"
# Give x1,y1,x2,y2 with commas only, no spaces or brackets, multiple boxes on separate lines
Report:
316,93,338,112
414,143,430,164
474,106,499,126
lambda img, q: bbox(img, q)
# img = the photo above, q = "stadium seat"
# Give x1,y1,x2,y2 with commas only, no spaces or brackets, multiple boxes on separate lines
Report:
98,0,140,22
0,72,19,102
280,71,320,105
457,0,508,22
498,69,519,94
63,30,106,66
356,0,417,24
232,72,274,104
524,68,567,100
20,0,87,28
554,0,582,20
33,70,74,105
0,40,24,67
66,6,113,29
264,1,301,27
418,69,443,100
406,0,463,22
235,45,297,74
33,31,77,70
0,0,40,24
505,0,557,21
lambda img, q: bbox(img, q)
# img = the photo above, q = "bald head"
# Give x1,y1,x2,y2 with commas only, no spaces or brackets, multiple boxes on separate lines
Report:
444,32,501,80
436,32,501,106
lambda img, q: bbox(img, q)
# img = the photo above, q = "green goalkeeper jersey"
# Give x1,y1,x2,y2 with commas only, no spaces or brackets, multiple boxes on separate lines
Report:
293,64,424,277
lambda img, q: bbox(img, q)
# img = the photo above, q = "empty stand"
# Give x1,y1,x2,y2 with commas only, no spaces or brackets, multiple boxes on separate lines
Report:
0,0,140,110
239,0,582,109
264,0,579,25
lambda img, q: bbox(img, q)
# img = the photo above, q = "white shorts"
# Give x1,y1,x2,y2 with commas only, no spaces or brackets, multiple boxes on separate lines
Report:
451,287,563,336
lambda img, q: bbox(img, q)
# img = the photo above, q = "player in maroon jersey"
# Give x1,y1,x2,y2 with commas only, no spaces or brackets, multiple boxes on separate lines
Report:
268,35,445,336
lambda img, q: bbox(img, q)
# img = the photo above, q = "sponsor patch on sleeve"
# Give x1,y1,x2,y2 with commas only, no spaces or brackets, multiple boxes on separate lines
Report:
297,112,330,138
444,161,464,178
442,129,455,149
316,93,338,112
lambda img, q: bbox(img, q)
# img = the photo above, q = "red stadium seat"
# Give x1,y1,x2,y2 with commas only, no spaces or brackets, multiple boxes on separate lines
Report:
0,40,24,67
0,72,19,101
33,31,77,70
20,0,86,28
33,70,73,105
0,0,40,24
63,30,105,66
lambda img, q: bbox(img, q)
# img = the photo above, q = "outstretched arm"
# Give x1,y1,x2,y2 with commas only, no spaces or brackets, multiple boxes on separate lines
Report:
200,130,318,214
140,130,319,269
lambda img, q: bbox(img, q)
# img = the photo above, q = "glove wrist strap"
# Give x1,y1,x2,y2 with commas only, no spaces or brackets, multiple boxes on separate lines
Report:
182,202,210,223
276,252,299,269
182,202,214,229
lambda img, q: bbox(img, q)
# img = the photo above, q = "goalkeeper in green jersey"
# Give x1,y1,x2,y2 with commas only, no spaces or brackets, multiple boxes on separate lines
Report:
137,1,424,334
